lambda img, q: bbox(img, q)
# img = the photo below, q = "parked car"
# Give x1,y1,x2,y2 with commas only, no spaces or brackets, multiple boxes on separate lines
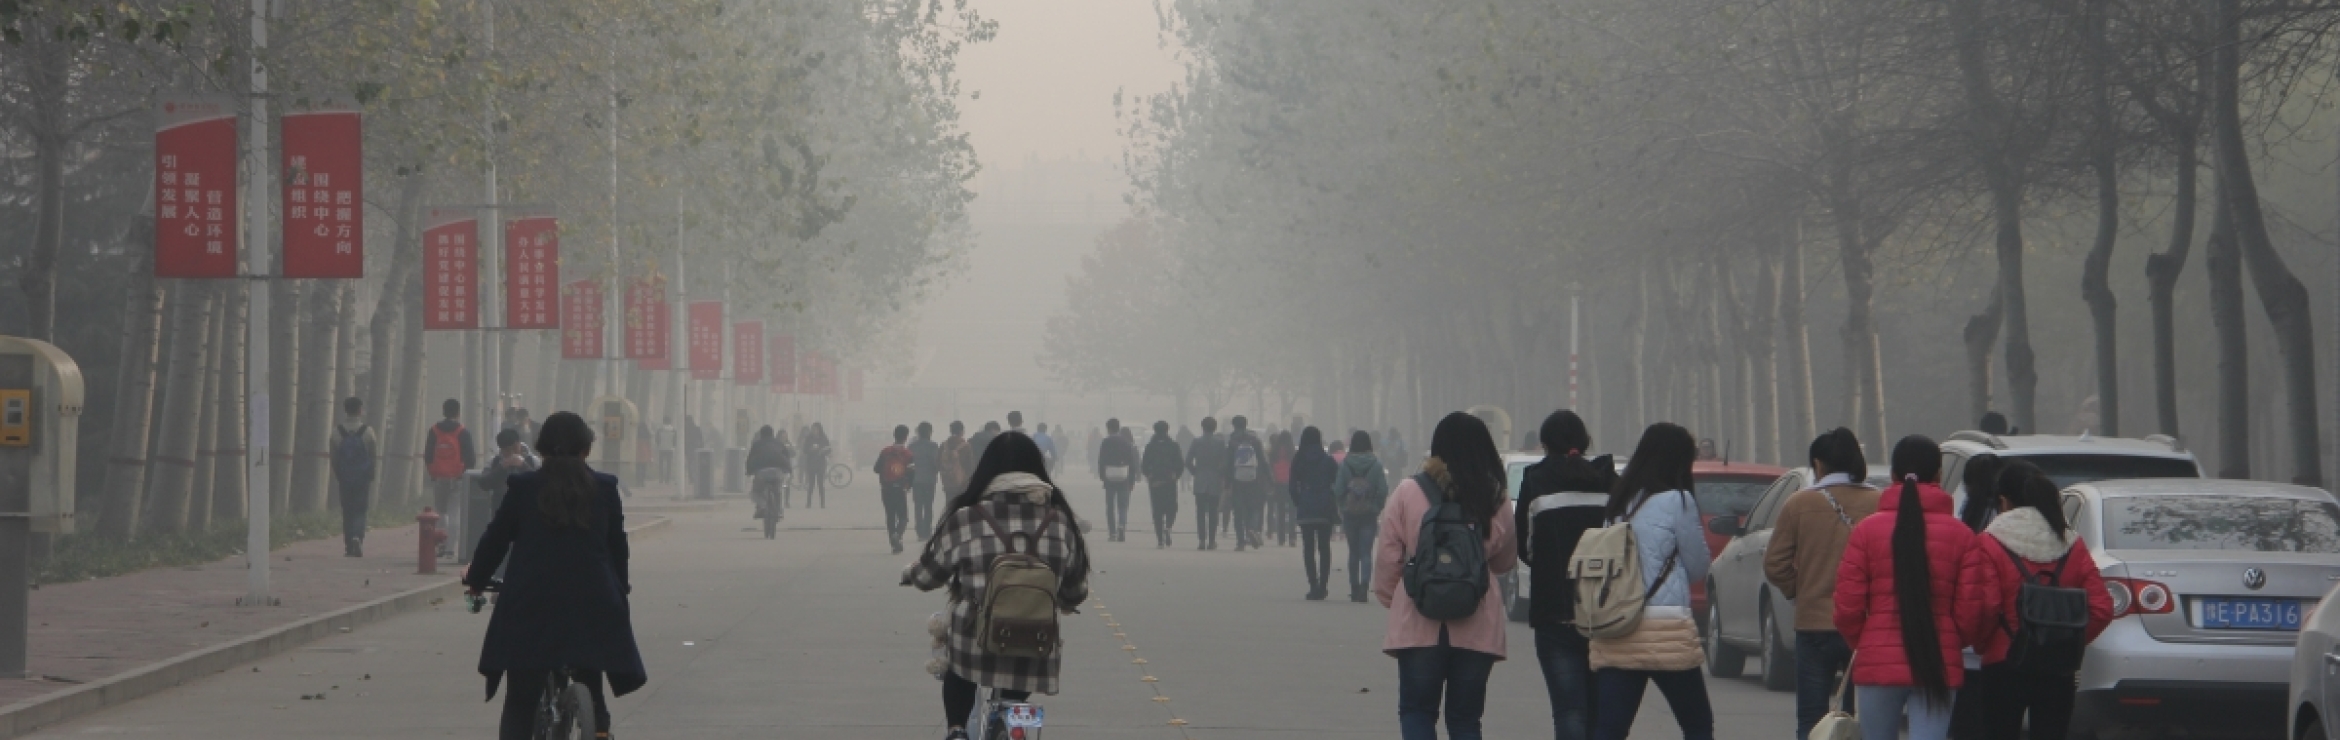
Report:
2290,581,2340,740
1702,467,1889,689
2071,479,2340,739
1939,431,2202,505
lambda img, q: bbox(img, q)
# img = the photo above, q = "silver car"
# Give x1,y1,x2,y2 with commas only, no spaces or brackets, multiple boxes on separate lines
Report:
1703,468,1888,691
2289,581,2340,739
2067,479,2340,738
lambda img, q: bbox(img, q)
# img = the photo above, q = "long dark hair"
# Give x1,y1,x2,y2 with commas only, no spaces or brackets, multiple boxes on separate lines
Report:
1998,461,2070,541
939,431,1091,580
1298,426,1324,454
1350,429,1374,454
1888,435,1950,703
1427,412,1504,529
1610,423,1696,517
1958,453,2006,532
532,412,600,530
1808,427,1866,481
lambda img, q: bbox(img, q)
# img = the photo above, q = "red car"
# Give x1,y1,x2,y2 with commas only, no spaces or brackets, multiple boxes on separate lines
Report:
1688,461,1789,623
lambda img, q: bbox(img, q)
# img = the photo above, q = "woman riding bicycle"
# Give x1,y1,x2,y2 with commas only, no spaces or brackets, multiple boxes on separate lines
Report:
466,412,647,740
746,425,792,518
902,432,1092,740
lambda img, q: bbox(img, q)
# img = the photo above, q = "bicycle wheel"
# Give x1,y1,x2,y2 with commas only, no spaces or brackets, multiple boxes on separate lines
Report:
555,682,597,740
827,463,852,490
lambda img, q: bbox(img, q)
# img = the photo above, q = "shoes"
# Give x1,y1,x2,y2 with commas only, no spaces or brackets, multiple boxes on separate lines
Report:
892,542,904,554
945,729,969,740
1350,591,1367,603
1305,588,1326,601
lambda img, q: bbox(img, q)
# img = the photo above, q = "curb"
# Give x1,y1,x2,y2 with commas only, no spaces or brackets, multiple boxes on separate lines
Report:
0,515,671,738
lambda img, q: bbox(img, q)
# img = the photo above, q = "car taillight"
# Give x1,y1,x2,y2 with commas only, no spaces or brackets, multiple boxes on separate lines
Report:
2106,577,2174,618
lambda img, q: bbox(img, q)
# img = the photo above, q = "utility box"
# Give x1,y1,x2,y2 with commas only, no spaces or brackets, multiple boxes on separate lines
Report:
0,337,81,534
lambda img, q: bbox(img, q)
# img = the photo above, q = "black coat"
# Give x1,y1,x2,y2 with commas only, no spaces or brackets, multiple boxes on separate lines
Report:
1515,454,1618,631
466,469,647,700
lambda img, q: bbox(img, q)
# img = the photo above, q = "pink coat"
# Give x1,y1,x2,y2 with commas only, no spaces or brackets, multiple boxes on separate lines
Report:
1373,477,1518,659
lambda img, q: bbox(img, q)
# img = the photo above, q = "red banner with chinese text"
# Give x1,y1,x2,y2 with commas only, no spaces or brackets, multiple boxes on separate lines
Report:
280,106,363,278
623,275,669,362
154,96,239,277
421,209,479,330
688,301,725,381
733,322,764,385
768,335,796,393
634,299,672,370
561,279,603,359
801,352,833,396
505,212,559,329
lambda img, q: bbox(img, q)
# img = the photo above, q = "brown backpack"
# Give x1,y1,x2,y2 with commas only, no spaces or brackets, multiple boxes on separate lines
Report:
971,504,1063,659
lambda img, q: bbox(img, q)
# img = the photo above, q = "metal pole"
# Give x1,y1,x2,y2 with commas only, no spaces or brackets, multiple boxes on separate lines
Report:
675,194,687,499
482,0,501,442
603,55,620,401
1569,283,1582,413
241,0,273,607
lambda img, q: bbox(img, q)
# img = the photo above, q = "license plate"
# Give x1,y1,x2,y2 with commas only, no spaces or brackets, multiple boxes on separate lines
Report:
2195,597,2305,630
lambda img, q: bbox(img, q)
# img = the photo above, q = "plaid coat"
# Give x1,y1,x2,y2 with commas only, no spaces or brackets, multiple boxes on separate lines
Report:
907,477,1090,695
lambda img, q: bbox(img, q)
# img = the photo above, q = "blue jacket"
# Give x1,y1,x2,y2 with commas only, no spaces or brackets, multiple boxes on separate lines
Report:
1610,489,1709,609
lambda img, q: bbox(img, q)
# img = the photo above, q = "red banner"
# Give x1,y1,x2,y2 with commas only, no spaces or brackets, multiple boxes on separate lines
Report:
848,368,864,402
733,322,764,385
688,301,725,381
421,209,479,330
623,275,668,361
280,106,363,278
561,279,603,358
154,96,239,277
505,212,559,329
768,334,796,393
801,352,834,396
634,299,672,370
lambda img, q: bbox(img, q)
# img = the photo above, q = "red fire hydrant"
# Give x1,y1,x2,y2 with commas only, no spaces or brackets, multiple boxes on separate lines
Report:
417,507,446,575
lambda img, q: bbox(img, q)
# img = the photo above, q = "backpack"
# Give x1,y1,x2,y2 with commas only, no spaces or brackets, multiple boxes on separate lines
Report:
881,447,911,484
1570,491,1682,640
1231,438,1261,483
332,425,373,485
2001,545,2091,676
1342,463,1384,518
1100,438,1131,483
971,504,1063,659
427,425,466,479
1401,473,1491,620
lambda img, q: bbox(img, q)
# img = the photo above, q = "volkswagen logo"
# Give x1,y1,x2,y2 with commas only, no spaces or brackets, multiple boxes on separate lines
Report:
2243,568,2267,590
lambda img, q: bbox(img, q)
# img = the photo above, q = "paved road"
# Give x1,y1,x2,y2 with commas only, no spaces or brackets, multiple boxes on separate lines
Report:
28,480,1796,738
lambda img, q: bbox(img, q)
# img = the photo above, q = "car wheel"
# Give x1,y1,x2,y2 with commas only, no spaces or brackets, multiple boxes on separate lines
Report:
1706,600,1745,678
1759,604,1794,692
2299,715,2323,740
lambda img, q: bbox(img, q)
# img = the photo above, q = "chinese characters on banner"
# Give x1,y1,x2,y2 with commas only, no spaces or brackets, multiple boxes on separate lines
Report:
801,352,834,396
561,279,604,359
768,334,797,393
623,275,669,363
635,299,672,370
421,209,479,330
733,322,764,385
848,368,864,402
280,106,363,278
154,97,239,277
505,213,560,328
688,302,725,381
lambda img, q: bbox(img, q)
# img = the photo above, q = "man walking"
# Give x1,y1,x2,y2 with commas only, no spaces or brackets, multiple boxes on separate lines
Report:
939,421,973,497
1032,421,1059,475
329,397,380,557
1223,415,1270,551
1764,428,1882,740
909,421,942,540
1095,418,1138,542
1141,421,1184,549
1185,417,1228,550
874,425,917,554
422,399,476,559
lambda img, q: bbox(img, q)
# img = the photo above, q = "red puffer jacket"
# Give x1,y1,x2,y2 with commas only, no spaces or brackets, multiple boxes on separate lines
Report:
1953,507,2114,665
1834,481,1975,688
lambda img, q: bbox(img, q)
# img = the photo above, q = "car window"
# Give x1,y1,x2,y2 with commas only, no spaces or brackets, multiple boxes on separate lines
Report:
2019,454,2200,488
1941,451,1966,497
1749,474,1797,530
2101,495,2340,553
2061,494,2083,526
1693,474,1774,518
1507,462,1531,501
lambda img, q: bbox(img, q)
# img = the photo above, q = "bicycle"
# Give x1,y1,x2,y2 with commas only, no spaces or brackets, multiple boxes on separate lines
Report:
751,468,789,539
966,685,1044,740
469,581,601,740
826,462,853,490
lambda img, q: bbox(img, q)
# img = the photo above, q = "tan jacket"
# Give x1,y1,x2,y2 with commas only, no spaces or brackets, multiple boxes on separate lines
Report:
1762,484,1882,632
1589,607,1704,672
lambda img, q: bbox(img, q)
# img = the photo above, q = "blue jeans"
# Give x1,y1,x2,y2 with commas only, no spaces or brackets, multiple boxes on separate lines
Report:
1343,517,1377,592
1592,667,1714,740
1534,628,1595,740
1795,631,1854,740
1856,685,1955,740
1395,629,1497,740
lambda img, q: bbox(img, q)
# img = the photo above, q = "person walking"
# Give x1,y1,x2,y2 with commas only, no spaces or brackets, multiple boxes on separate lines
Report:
1764,428,1883,740
1587,423,1714,740
1952,461,2113,740
423,399,478,559
1288,426,1340,600
801,422,832,508
746,425,791,520
1373,412,1517,740
910,422,943,539
902,432,1092,740
1515,410,1616,740
1271,429,1298,547
1141,420,1185,549
329,397,380,558
1834,436,1975,740
1333,429,1390,603
464,412,647,740
1095,418,1139,543
1946,452,2007,740
1187,417,1229,550
1225,416,1271,551
940,421,973,498
969,421,1001,467
876,425,918,553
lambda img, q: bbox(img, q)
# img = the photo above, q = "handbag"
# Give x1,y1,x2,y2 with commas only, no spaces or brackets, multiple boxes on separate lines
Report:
1809,652,1858,740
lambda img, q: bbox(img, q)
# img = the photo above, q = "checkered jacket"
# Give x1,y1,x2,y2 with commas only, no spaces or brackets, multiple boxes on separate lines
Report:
907,486,1090,694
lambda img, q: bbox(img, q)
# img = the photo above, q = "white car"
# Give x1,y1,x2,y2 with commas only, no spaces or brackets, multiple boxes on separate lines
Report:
2292,581,2340,739
1940,431,2202,505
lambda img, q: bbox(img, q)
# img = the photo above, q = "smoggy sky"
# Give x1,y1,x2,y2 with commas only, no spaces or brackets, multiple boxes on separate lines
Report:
955,1,1182,174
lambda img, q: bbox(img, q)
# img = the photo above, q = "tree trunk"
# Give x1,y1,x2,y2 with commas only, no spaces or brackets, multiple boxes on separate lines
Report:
290,282,345,513
1950,0,2039,432
1827,173,1887,444
1780,221,1816,446
366,172,425,486
1628,261,1649,428
210,284,248,524
142,283,219,537
2078,0,2121,437
269,280,302,515
1748,238,1782,464
384,279,430,508
1963,288,2003,425
2206,175,2248,478
17,39,69,342
2146,135,2196,436
187,294,227,532
97,231,166,541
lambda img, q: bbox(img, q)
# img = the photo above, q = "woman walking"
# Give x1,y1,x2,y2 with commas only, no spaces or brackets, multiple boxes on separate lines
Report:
1947,453,2004,739
1288,426,1341,600
1333,430,1389,603
1373,412,1518,739
1952,462,2113,740
1833,436,1974,740
1588,423,1713,740
1270,429,1298,547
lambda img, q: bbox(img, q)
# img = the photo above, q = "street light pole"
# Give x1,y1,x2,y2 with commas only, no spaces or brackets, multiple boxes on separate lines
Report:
1568,282,1582,413
240,0,274,608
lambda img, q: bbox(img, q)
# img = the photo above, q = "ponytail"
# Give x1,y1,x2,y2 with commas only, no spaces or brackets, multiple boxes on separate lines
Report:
1808,427,1866,481
1887,435,1948,703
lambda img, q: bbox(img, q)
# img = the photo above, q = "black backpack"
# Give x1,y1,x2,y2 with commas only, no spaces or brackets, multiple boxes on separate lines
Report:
2002,545,2091,675
1402,473,1490,620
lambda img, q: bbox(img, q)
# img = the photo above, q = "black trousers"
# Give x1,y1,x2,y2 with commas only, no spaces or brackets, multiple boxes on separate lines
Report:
336,480,371,551
500,669,610,740
912,478,938,539
1300,521,1334,587
1148,481,1180,545
881,484,910,548
942,670,1030,727
1958,662,2077,740
1194,492,1221,547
